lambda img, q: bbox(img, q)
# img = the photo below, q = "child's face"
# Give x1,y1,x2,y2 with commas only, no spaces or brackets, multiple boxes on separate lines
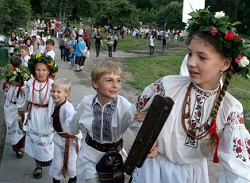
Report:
51,85,69,105
35,63,50,82
46,43,54,52
92,72,121,106
187,36,231,90
20,49,28,57
26,40,31,45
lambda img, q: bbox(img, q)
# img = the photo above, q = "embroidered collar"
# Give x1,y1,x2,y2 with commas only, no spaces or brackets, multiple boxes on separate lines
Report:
92,95,118,109
192,83,220,98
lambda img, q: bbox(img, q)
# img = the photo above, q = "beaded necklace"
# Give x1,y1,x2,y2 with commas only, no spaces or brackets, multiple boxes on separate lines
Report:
32,78,49,108
4,85,17,107
181,83,221,140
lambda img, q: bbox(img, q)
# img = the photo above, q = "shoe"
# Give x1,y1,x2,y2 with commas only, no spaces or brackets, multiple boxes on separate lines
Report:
74,70,80,72
33,167,42,179
16,151,23,159
68,176,77,183
80,66,84,69
53,178,61,183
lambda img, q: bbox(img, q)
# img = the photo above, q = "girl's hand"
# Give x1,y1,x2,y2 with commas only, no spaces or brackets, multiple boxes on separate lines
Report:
147,141,158,158
134,110,147,122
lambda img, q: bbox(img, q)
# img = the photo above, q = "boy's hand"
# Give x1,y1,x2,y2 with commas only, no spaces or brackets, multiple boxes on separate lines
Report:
134,110,147,122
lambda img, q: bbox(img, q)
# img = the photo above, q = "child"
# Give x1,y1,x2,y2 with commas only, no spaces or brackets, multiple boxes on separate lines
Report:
38,31,47,54
24,37,33,56
130,9,250,183
68,61,138,183
20,45,30,66
19,53,58,179
44,38,56,60
106,35,113,58
69,48,75,69
2,56,31,159
49,78,82,183
8,31,19,56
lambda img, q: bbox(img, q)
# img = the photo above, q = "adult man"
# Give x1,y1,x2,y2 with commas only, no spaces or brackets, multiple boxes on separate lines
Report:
94,31,103,57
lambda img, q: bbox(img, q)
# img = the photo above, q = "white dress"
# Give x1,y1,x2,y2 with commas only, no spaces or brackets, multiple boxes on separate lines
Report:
130,75,250,183
22,78,54,162
4,84,25,145
68,95,137,181
49,101,82,180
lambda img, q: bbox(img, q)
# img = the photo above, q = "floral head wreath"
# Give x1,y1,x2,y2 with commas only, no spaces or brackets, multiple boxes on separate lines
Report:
2,64,31,86
187,8,250,79
28,53,58,77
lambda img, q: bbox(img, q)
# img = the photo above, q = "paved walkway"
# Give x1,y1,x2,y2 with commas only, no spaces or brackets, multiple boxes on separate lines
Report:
0,37,221,183
0,38,138,183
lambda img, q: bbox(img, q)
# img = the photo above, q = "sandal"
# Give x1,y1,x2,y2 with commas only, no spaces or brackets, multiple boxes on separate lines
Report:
16,151,23,159
33,167,42,179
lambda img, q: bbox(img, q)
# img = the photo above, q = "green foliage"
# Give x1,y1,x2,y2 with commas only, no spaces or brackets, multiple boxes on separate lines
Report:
0,0,31,33
187,8,250,79
156,1,185,30
95,0,139,29
28,53,58,77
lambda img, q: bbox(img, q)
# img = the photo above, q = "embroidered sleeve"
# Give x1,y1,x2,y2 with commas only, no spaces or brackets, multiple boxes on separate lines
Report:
135,78,165,111
218,108,250,182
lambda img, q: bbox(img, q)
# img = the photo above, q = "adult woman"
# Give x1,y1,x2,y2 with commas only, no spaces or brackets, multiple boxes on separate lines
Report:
131,9,250,183
74,37,86,72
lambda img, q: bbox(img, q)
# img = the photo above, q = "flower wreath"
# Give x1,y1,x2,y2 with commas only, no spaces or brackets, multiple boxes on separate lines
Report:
187,8,250,79
2,63,31,88
28,53,58,77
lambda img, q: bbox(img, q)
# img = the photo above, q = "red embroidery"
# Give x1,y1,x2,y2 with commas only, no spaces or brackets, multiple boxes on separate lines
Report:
233,137,247,162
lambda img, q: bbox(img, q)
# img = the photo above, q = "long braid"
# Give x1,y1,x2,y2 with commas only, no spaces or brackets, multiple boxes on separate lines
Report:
207,64,234,150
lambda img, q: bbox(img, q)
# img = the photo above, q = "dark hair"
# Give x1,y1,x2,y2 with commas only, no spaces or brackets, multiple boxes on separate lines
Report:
24,37,32,44
9,56,21,67
46,39,55,45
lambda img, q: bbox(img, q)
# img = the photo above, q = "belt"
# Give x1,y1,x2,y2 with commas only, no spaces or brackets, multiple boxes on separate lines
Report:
58,132,79,178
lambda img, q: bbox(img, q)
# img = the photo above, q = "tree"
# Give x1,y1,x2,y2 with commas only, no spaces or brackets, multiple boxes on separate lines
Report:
95,0,140,29
0,0,31,33
156,1,185,30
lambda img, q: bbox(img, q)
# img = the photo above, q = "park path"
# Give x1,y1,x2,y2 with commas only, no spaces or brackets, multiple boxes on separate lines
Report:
0,36,221,183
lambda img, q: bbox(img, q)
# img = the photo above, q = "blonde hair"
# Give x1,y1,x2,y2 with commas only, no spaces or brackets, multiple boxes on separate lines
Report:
91,61,122,87
52,78,71,95
19,45,29,52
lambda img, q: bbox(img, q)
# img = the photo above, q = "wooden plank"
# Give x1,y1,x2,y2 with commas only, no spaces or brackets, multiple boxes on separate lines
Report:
124,95,174,175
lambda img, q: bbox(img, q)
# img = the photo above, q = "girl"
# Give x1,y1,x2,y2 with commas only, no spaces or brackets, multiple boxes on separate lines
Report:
130,9,250,183
38,31,47,54
8,31,19,56
3,56,31,159
19,53,58,179
24,37,33,56
49,78,82,183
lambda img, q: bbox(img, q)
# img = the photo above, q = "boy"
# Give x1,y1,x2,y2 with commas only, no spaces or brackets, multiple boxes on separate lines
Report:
68,61,139,183
44,38,55,59
20,45,30,66
49,78,82,183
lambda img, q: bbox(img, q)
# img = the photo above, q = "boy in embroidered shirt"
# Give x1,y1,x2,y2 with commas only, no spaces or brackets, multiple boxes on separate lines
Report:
20,45,30,66
68,61,140,183
44,38,56,60
49,78,82,183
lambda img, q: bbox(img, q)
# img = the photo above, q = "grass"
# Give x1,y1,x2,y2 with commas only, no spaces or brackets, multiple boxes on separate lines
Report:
119,35,250,128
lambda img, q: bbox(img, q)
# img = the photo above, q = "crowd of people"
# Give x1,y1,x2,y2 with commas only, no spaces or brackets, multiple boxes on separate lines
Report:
2,9,250,183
